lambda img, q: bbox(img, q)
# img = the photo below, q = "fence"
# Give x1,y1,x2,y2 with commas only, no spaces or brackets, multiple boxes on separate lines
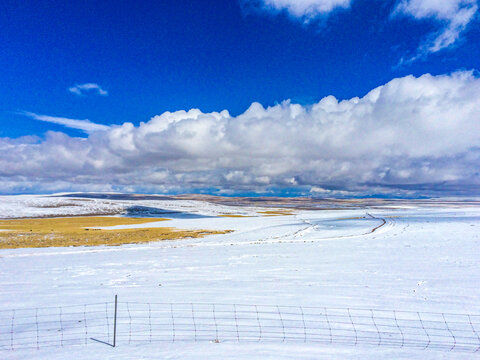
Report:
1,297,480,353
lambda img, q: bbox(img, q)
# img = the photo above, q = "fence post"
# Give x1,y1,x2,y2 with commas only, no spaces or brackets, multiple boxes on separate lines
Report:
113,295,118,347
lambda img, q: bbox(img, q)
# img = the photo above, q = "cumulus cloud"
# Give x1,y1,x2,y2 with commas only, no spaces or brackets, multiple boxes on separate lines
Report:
68,83,108,96
394,0,479,59
2,71,480,196
19,111,110,133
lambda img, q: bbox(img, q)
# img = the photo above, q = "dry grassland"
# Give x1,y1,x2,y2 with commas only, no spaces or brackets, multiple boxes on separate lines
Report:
257,210,295,216
0,217,230,249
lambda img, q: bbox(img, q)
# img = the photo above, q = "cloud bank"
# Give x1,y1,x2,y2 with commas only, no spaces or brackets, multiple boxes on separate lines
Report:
2,71,480,196
68,83,108,96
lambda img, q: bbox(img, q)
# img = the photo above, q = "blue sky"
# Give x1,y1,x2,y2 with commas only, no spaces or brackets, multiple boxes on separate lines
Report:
1,0,479,196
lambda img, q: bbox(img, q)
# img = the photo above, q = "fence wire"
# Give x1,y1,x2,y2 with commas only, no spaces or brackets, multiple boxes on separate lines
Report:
0,302,113,351
1,300,480,353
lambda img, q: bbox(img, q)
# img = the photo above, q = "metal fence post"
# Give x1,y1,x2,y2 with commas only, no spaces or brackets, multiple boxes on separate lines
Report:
113,295,118,347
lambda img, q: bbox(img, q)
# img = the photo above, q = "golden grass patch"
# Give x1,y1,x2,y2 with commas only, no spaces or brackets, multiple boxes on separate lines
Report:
0,217,231,249
257,210,295,216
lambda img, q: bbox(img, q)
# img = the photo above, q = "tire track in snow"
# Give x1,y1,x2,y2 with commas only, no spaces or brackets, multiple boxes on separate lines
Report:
366,213,387,233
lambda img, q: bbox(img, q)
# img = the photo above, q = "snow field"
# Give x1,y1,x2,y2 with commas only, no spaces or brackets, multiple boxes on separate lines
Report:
0,195,479,358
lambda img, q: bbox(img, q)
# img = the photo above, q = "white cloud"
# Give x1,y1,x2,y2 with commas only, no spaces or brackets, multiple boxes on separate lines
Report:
68,83,108,96
20,111,110,133
248,0,478,60
244,0,352,18
2,71,480,195
394,0,478,58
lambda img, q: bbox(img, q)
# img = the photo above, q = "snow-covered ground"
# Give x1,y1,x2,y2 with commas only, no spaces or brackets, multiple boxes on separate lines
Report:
0,195,479,359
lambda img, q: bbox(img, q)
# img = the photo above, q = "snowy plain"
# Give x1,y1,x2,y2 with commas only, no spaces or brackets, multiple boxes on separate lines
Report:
0,195,480,359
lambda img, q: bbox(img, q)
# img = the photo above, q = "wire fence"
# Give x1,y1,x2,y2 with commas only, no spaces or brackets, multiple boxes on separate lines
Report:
1,299,480,353
0,302,112,351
